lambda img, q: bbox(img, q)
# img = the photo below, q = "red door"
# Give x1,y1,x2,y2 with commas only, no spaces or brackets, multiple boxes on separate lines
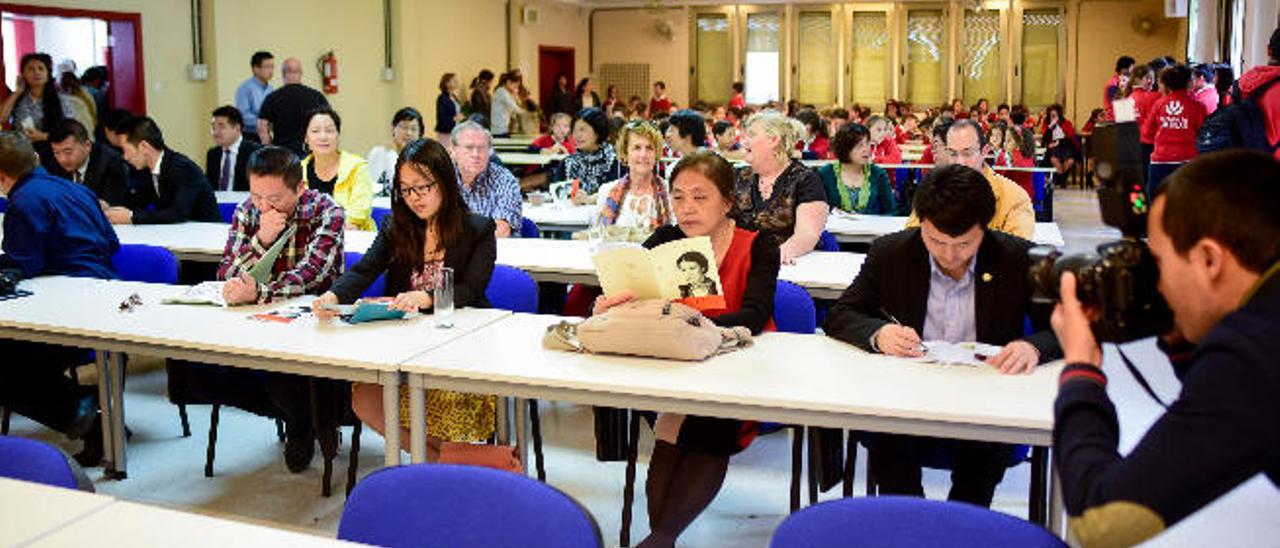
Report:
106,18,145,114
538,46,574,119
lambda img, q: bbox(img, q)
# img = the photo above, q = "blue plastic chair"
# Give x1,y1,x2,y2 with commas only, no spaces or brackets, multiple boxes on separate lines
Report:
0,197,8,213
815,231,839,253
217,202,238,224
485,265,538,314
339,464,602,548
771,496,1066,548
343,252,386,298
774,280,817,334
371,207,392,230
112,244,179,284
520,217,541,238
0,435,80,489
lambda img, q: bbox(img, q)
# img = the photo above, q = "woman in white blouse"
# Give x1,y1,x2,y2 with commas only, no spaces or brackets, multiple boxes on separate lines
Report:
366,107,424,196
595,119,673,232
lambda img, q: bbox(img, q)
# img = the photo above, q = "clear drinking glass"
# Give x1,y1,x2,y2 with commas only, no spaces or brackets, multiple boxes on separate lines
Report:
587,212,605,252
433,266,454,328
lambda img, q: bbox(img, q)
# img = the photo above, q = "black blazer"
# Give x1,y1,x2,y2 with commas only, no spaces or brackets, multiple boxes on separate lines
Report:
331,213,496,309
206,139,263,192
51,141,130,206
126,149,221,224
823,228,1061,361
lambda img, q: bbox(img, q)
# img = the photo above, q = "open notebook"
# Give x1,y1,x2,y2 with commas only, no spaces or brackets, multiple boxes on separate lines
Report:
162,225,297,307
909,341,1006,367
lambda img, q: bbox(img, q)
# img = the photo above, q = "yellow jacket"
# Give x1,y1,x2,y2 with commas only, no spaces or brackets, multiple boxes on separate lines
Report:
301,150,375,231
907,165,1035,240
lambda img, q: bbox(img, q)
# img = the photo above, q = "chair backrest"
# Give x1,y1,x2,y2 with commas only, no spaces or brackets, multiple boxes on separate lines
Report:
0,436,80,489
338,464,602,548
486,265,538,313
815,231,839,252
343,252,386,298
774,280,816,334
112,244,178,284
520,217,541,238
0,196,9,213
771,496,1066,548
371,207,392,230
217,202,238,224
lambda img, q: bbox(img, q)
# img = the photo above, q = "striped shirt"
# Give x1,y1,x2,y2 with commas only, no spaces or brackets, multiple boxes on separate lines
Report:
458,162,523,233
218,189,345,303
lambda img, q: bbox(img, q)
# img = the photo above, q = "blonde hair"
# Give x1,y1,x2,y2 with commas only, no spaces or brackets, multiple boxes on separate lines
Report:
616,120,663,168
744,110,802,165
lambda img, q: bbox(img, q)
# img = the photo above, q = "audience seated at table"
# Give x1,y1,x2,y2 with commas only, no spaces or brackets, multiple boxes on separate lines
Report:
734,110,828,265
817,123,897,216
866,115,903,165
824,164,1061,508
313,139,498,460
531,112,576,155
368,107,424,196
907,119,1033,240
299,107,375,231
206,105,263,192
918,119,952,168
47,119,130,207
256,57,329,158
711,120,744,162
0,52,77,173
592,150,778,548
993,125,1036,199
896,113,922,145
173,146,347,474
664,109,706,160
596,120,673,232
0,131,119,466
107,116,220,225
557,107,621,197
793,108,830,160
448,121,522,238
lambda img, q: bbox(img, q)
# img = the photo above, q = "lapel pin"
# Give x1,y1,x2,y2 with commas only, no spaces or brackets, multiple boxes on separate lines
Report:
982,272,993,283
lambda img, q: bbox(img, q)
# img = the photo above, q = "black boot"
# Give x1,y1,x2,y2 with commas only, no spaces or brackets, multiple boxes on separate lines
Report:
283,420,315,473
73,415,104,468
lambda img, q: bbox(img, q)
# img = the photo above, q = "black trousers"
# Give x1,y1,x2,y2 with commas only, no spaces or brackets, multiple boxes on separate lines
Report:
0,340,93,434
168,360,314,429
869,433,1013,508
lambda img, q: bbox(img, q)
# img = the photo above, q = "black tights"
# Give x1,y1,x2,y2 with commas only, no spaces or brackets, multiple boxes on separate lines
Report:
637,441,730,548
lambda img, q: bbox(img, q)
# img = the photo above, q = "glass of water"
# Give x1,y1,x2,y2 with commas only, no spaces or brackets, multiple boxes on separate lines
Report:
433,266,454,328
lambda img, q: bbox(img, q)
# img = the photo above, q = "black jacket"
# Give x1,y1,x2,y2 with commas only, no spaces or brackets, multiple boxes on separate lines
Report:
823,228,1061,360
50,140,130,206
331,213,496,309
206,139,263,192
125,149,221,224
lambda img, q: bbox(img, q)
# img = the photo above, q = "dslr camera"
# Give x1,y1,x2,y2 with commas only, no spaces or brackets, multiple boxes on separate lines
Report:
1028,123,1172,343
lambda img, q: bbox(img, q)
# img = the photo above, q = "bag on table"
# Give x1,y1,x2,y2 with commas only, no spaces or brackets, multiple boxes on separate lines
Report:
542,299,753,361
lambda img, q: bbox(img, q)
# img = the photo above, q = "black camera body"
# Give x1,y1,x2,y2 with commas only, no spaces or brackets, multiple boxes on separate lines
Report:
1027,122,1173,343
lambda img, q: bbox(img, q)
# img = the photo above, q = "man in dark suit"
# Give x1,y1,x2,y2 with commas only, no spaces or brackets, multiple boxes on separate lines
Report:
105,116,221,225
48,119,130,206
823,164,1062,508
206,105,262,192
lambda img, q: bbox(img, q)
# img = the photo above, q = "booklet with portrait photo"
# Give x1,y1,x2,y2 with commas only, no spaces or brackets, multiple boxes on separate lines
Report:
592,236,727,310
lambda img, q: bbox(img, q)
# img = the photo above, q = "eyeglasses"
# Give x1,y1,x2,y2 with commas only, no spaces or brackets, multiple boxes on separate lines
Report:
946,146,983,160
397,182,437,200
118,293,142,313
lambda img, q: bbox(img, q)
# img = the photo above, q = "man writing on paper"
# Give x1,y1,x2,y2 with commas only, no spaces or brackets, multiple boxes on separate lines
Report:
823,164,1061,507
1050,151,1280,546
173,146,345,473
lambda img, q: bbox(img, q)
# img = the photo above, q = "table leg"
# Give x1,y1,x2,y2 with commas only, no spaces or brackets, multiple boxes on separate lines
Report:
380,371,401,467
496,397,511,446
1049,455,1066,538
408,374,426,463
514,397,528,475
109,351,127,478
94,350,116,477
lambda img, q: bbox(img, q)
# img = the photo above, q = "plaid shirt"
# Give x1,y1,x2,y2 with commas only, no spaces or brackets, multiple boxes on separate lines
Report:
458,162,522,233
218,189,346,303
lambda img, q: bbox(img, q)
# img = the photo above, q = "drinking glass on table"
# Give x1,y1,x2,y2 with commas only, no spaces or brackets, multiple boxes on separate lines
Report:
433,266,454,328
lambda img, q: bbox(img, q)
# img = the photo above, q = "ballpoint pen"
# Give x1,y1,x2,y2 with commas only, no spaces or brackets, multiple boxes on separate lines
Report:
880,307,928,355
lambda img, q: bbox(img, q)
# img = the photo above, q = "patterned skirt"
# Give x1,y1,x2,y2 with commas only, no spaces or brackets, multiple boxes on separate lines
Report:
398,386,496,443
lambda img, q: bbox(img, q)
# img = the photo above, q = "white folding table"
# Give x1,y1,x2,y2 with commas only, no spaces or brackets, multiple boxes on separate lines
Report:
0,477,116,546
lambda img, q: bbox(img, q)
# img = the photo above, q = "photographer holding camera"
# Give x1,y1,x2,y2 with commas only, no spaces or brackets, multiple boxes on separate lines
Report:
1050,150,1280,546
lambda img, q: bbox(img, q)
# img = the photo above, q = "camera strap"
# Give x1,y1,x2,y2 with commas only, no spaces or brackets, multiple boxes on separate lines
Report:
1115,346,1170,409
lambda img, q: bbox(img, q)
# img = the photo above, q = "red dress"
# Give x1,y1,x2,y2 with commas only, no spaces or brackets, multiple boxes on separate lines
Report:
873,138,903,165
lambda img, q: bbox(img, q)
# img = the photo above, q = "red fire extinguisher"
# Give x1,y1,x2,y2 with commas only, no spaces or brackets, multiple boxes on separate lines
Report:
318,52,338,94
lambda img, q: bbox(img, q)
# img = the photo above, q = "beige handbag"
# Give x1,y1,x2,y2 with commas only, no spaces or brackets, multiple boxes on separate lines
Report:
543,299,753,361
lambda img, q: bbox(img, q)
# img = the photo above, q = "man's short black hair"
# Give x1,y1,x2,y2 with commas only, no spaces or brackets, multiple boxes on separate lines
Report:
49,118,90,144
712,120,734,137
246,146,303,191
1160,64,1193,91
81,65,108,85
575,107,610,144
211,105,244,128
997,103,1010,112
119,116,165,150
913,164,996,237
931,119,953,141
1116,55,1136,73
947,119,987,149
250,51,273,68
831,123,870,164
1192,63,1215,83
732,81,744,93
1156,150,1280,273
668,109,707,146
102,109,134,132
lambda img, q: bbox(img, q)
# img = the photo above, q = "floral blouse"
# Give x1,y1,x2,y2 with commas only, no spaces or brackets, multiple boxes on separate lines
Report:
560,143,622,195
733,160,828,243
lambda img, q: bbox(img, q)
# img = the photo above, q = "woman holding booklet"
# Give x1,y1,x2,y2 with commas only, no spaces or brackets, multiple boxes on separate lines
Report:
312,139,497,460
592,150,778,548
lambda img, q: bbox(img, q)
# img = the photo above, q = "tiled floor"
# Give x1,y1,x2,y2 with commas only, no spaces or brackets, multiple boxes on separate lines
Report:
10,190,1259,547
